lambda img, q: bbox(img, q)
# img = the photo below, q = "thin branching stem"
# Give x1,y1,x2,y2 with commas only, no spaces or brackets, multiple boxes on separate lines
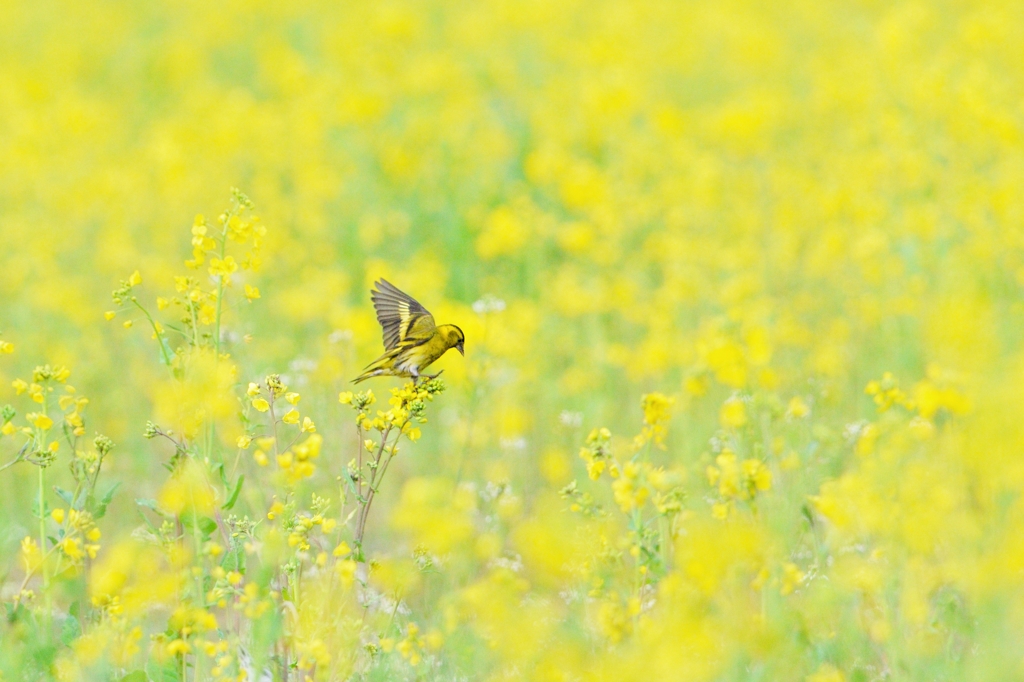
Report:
131,298,173,367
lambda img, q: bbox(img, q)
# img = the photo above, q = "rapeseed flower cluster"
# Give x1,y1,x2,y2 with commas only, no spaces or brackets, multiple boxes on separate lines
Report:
2,1,1024,680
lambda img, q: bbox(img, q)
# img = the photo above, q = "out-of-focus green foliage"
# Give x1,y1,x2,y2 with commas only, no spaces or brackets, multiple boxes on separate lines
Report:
2,0,1024,679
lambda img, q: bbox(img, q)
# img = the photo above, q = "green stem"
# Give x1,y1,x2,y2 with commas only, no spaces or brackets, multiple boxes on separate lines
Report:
355,424,395,554
0,446,27,472
38,385,51,621
38,464,49,618
131,299,172,367
191,303,200,349
15,541,63,598
38,465,47,590
208,211,232,468
213,211,232,359
189,487,204,682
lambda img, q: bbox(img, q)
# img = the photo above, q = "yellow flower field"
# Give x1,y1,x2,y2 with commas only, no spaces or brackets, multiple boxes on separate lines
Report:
2,0,1023,679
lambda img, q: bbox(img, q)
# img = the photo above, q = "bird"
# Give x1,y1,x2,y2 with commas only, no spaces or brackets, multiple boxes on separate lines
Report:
353,279,465,384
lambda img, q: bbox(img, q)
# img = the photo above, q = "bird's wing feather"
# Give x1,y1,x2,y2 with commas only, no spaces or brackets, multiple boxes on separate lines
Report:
371,279,436,350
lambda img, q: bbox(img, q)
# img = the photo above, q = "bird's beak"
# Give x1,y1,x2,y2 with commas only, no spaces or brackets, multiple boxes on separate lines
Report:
457,342,464,356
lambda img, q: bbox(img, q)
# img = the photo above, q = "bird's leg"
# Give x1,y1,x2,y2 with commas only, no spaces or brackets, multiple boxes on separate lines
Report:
419,369,445,381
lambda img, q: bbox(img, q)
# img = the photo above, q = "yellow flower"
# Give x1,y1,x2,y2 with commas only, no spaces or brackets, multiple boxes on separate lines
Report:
742,459,772,492
20,536,40,571
786,396,810,419
301,416,316,433
104,311,116,321
237,435,252,449
338,391,353,404
244,284,261,301
51,508,65,524
252,398,270,412
781,562,805,595
281,409,299,425
807,664,844,682
128,270,142,287
61,537,84,561
12,379,27,395
209,256,238,279
719,396,747,428
683,374,709,397
285,392,300,405
247,382,261,397
165,639,191,657
30,413,53,429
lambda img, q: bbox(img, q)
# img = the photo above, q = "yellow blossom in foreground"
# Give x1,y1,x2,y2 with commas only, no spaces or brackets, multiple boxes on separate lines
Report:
61,537,84,561
807,664,845,682
787,396,810,419
30,413,53,429
1,3,1023,679
719,397,748,428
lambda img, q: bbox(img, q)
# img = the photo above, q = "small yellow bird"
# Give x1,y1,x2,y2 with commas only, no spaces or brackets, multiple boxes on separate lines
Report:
353,279,465,383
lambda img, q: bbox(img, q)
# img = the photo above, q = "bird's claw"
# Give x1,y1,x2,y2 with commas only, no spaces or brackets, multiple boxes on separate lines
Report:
415,370,444,384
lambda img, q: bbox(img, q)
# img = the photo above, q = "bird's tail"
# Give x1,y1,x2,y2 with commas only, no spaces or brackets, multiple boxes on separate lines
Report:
352,352,393,383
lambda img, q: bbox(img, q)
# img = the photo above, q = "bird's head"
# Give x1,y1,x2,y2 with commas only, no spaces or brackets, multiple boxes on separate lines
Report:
442,324,465,356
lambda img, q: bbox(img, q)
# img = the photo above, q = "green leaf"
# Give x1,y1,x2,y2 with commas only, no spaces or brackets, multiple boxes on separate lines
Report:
60,614,81,646
118,672,149,682
181,511,218,540
92,482,122,519
221,546,245,573
157,336,174,366
199,516,217,537
54,486,75,507
213,461,227,486
222,475,244,511
136,498,169,517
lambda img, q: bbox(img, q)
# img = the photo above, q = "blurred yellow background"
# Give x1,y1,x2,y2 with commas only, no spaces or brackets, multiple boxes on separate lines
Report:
2,0,1024,679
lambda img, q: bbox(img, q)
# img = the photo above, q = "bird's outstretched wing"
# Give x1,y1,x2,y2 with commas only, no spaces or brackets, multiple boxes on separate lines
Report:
371,279,436,350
